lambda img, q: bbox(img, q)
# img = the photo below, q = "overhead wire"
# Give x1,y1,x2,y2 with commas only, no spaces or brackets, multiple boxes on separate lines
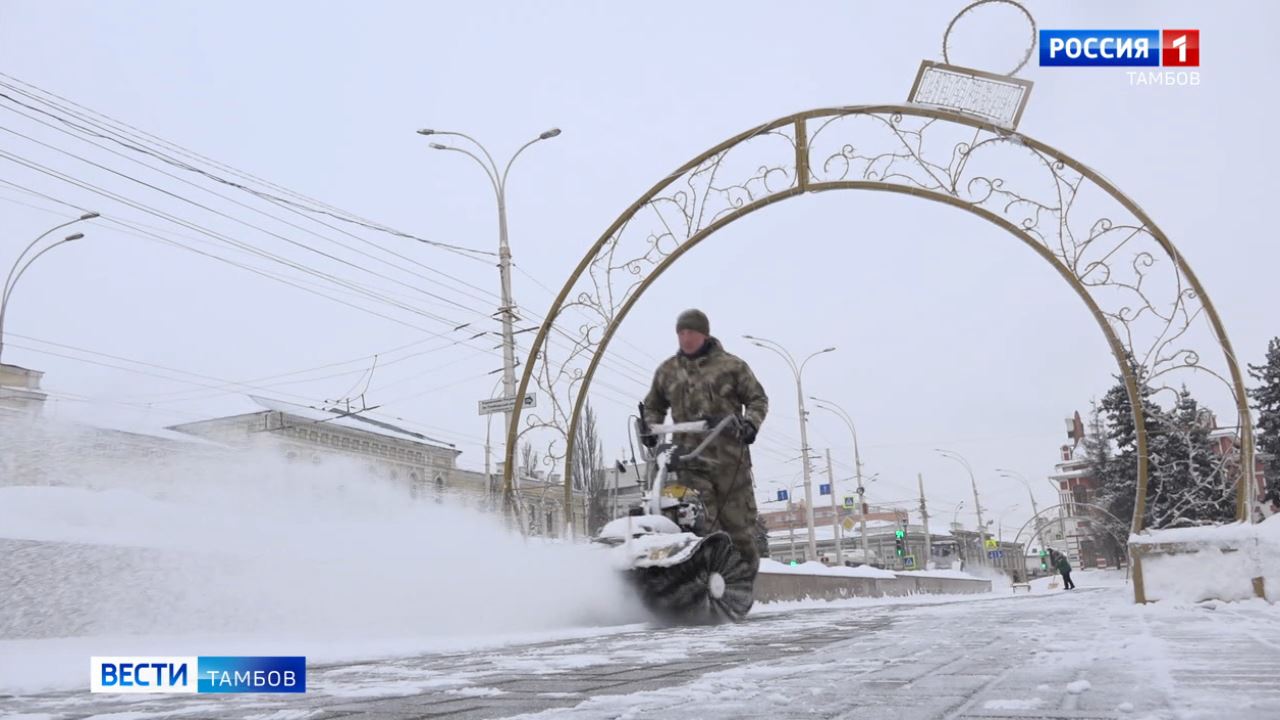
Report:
0,81,665,429
0,72,494,260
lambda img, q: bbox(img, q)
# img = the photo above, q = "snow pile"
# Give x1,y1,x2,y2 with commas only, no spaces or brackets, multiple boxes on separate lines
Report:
1132,516,1280,602
895,569,980,580
757,560,992,582
758,559,896,579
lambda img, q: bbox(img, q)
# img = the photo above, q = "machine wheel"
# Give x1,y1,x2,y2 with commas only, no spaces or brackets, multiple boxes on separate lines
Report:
634,532,755,623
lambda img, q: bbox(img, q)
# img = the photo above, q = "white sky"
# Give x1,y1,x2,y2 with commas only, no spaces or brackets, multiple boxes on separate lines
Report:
0,0,1274,538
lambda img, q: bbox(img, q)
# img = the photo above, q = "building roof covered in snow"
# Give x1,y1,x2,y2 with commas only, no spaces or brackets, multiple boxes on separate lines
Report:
166,395,460,455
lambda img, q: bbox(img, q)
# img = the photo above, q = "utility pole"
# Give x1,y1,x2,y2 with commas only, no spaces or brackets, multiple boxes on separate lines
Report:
418,127,561,524
996,468,1041,529
918,472,932,571
854,433,869,563
825,448,842,566
810,397,871,564
937,449,988,567
744,336,835,561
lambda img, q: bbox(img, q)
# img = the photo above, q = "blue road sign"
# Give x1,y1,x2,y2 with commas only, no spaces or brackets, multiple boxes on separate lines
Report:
819,483,831,496
776,489,789,501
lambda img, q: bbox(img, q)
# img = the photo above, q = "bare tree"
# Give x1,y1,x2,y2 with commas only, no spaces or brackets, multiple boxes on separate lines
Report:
519,441,541,535
573,402,611,534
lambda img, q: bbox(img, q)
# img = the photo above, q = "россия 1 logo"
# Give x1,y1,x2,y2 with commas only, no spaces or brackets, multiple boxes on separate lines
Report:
1039,29,1199,86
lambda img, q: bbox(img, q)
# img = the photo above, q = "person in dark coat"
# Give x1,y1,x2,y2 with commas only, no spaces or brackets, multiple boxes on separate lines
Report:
1055,551,1075,590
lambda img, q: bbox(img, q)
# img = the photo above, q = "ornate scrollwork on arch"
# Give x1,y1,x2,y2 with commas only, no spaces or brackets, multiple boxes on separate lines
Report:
505,105,1253,541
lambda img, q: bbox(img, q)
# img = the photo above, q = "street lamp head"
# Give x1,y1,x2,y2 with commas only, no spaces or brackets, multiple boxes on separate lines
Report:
539,128,562,140
822,347,836,353
79,212,99,220
429,143,449,151
416,129,436,136
64,232,84,242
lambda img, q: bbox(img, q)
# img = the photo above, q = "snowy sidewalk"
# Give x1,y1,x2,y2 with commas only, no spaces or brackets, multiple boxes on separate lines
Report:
511,584,1280,720
2,574,1277,720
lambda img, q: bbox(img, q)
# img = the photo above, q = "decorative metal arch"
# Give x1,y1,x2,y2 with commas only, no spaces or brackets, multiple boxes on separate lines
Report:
502,105,1255,564
1010,502,1134,560
1007,502,1133,583
1008,502,1131,550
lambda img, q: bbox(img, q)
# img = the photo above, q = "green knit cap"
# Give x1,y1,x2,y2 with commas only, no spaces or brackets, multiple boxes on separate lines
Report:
676,308,710,335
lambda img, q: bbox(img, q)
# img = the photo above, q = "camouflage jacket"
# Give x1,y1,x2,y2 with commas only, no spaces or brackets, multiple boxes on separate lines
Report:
642,337,769,469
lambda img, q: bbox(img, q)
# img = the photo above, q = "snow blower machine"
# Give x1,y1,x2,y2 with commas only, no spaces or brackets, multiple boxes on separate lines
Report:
593,412,756,623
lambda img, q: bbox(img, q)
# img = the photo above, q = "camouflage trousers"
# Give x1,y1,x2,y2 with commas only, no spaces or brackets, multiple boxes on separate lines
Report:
679,460,760,574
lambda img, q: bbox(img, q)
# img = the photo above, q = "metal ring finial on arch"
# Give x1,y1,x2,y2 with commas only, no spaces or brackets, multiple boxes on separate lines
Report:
942,0,1038,77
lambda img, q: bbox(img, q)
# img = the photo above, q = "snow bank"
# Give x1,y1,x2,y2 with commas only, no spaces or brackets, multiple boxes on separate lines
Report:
895,569,980,580
758,560,991,582
758,559,896,579
1132,516,1280,603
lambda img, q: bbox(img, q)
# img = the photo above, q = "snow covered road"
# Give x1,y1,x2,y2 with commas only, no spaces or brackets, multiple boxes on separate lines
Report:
2,574,1276,720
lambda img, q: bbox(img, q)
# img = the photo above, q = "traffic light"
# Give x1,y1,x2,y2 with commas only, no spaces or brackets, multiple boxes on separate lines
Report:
894,527,906,557
1039,549,1049,570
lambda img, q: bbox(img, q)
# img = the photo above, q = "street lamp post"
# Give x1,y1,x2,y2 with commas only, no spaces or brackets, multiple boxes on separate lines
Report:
810,396,870,564
1,212,98,363
937,449,988,567
999,467,1073,557
744,334,835,562
418,127,560,521
995,468,1042,525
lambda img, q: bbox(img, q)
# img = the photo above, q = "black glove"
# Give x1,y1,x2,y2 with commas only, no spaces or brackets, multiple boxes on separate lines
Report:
738,419,758,445
638,417,658,448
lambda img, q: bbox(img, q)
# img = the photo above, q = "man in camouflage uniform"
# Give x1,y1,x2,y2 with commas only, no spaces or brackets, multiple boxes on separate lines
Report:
642,309,769,572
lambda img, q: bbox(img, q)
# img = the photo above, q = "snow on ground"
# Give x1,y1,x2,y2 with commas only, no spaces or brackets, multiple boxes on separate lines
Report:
0,428,647,694
503,580,1278,720
3,568,1278,719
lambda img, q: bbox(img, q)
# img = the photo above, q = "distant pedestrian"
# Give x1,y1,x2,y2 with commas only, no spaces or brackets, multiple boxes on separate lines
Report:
1056,552,1075,590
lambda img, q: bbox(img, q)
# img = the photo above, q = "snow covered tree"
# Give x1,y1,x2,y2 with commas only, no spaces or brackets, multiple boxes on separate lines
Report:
1092,355,1235,531
1093,356,1159,532
1248,337,1280,507
1145,386,1234,528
